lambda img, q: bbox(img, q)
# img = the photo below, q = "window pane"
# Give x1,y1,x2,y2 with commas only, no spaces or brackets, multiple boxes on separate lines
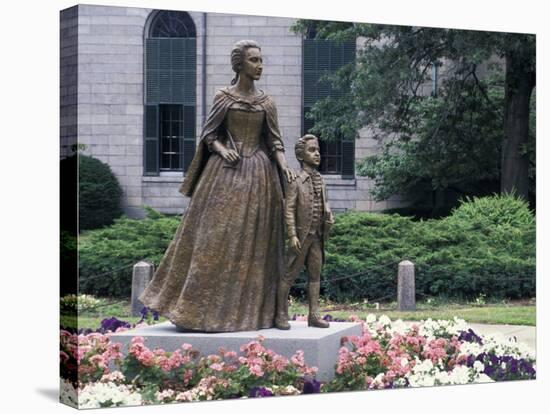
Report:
161,153,170,169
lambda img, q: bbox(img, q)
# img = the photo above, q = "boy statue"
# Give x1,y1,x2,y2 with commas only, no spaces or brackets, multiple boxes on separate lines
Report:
275,134,334,330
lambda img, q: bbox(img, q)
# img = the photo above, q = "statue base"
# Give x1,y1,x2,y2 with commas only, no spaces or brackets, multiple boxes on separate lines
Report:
110,321,362,381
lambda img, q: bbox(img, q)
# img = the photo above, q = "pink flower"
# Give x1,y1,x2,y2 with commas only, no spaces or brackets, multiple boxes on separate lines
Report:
249,364,264,377
158,356,173,372
207,354,221,363
272,355,289,372
181,343,193,351
210,363,223,371
138,349,155,367
131,336,144,345
224,351,237,359
291,350,305,366
89,354,106,369
183,369,194,385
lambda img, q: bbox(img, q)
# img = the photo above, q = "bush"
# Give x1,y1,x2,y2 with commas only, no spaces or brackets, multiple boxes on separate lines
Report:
320,194,535,301
79,195,535,301
78,207,180,298
79,154,123,231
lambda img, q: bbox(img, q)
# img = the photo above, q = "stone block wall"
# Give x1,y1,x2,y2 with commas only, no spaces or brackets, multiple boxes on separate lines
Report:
60,6,78,159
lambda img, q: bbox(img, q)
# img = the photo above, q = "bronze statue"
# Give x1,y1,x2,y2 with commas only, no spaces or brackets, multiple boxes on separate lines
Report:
139,40,296,332
275,134,334,330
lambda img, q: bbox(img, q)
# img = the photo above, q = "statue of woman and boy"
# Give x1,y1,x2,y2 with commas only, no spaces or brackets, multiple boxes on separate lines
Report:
139,40,334,333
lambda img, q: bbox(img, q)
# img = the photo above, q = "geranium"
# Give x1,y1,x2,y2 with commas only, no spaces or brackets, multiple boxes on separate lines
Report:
60,330,122,385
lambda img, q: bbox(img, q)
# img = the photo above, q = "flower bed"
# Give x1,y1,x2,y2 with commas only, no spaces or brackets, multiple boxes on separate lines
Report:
60,315,536,408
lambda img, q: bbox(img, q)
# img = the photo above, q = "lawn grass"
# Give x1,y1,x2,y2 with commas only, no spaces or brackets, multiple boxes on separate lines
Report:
59,299,167,330
290,302,536,326
61,298,536,330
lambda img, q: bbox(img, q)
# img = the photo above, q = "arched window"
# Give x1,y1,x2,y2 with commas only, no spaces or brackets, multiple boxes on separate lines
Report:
144,10,197,175
302,31,355,178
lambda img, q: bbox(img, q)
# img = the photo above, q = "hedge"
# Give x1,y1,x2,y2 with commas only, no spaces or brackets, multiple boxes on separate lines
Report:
78,195,535,301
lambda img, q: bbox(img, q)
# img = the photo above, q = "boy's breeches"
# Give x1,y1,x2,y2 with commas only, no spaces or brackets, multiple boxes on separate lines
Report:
283,233,323,284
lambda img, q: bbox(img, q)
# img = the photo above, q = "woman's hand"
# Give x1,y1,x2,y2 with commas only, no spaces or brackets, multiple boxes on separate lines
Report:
283,167,296,183
220,148,240,165
290,236,301,254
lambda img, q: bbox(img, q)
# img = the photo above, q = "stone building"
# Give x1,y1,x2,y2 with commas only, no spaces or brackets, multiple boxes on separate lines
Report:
60,4,408,218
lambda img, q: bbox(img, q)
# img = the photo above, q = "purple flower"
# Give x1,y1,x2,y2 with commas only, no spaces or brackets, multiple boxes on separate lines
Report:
323,314,333,321
100,317,131,332
458,329,483,345
249,387,274,398
303,379,321,394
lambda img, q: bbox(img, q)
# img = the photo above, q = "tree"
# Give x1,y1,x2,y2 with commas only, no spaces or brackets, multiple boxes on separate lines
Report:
292,21,536,209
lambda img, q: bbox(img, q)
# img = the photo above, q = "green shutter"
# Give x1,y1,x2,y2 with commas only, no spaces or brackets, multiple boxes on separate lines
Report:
144,104,159,175
341,138,355,178
303,107,315,136
146,39,160,103
145,37,196,174
146,38,196,104
303,38,356,177
182,106,196,172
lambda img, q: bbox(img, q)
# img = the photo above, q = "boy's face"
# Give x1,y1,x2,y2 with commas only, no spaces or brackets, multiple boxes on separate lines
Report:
301,139,321,168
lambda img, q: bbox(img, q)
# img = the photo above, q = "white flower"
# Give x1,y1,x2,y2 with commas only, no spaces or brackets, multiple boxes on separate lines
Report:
271,385,300,395
400,357,409,367
366,314,377,324
378,315,391,326
78,382,142,408
412,358,434,374
156,389,175,403
390,319,408,335
434,370,451,385
100,371,125,384
473,361,485,373
447,365,470,384
60,379,78,408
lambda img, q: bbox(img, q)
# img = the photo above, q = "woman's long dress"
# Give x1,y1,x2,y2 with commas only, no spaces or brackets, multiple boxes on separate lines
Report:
139,89,285,332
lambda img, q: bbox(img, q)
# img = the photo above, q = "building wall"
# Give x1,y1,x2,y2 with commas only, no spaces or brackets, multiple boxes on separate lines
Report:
67,4,410,218
60,6,78,159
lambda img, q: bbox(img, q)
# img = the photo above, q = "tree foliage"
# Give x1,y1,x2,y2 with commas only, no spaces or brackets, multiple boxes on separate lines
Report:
292,21,536,210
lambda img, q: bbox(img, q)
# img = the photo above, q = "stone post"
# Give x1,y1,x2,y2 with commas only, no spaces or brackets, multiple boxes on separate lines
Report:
397,260,416,311
131,261,154,316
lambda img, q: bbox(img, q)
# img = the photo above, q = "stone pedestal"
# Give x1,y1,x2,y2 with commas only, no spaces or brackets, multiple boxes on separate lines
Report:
397,260,416,311
130,261,154,316
110,321,362,381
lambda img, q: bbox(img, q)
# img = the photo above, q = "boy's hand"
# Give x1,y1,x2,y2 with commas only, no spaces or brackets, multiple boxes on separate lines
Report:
290,236,301,254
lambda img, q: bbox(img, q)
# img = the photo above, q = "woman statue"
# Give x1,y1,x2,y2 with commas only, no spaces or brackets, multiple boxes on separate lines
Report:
139,40,296,332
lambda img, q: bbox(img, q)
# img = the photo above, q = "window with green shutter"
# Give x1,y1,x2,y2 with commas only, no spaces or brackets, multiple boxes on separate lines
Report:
303,38,356,178
144,11,197,176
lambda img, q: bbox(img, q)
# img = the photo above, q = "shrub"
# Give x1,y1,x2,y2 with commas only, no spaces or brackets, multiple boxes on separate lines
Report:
78,207,180,298
79,154,123,231
321,194,535,301
78,195,535,301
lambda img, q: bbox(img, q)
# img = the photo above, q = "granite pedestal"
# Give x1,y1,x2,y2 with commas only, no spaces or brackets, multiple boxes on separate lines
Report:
110,321,362,381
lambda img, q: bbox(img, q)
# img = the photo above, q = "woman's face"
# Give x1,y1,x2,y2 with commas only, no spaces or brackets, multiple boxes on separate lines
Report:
240,47,263,81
